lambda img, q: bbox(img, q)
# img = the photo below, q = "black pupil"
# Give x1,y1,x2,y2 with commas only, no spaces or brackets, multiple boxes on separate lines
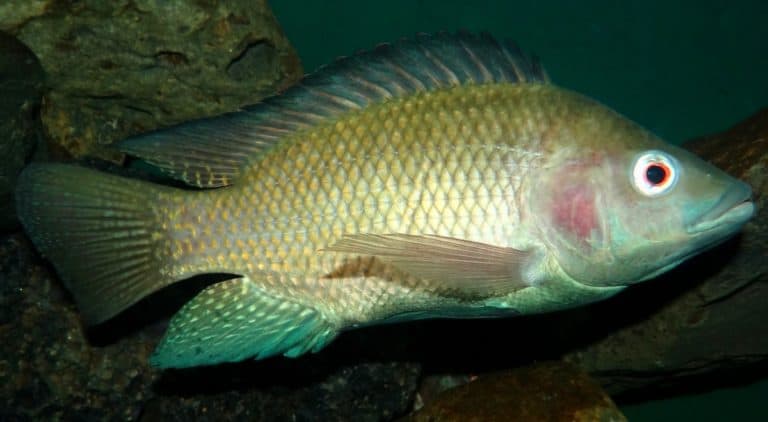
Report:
646,164,667,185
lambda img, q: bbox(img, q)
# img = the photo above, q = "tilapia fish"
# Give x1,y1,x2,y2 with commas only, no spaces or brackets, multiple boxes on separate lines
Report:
16,32,755,368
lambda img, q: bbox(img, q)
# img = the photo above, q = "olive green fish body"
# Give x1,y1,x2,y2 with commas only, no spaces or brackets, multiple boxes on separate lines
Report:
163,84,618,325
16,33,754,368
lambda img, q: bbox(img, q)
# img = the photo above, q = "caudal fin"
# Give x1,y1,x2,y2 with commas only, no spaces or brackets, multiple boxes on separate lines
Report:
15,164,178,324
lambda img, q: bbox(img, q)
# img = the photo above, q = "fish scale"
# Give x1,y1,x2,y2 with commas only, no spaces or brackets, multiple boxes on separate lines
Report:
15,32,754,367
162,85,546,318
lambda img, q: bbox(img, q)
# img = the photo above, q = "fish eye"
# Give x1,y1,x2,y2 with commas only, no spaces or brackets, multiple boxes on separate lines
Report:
631,150,679,197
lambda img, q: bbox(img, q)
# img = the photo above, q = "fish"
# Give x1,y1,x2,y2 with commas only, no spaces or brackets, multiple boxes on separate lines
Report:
15,32,755,368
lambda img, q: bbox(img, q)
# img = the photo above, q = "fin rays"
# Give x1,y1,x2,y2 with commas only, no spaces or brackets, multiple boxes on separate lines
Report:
151,277,337,368
15,164,177,324
326,233,534,298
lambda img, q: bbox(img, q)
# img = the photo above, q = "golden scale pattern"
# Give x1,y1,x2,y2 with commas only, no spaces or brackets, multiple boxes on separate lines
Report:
160,83,561,324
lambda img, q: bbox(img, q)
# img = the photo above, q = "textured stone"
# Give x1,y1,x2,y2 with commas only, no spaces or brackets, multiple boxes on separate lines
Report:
0,0,302,161
0,32,44,231
0,233,159,420
142,361,421,421
407,361,626,422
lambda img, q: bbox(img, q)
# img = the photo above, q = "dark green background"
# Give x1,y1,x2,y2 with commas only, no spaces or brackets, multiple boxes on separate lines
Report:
271,1,768,420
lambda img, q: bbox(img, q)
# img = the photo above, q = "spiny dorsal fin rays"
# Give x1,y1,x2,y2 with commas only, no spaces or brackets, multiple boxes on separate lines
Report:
119,31,549,188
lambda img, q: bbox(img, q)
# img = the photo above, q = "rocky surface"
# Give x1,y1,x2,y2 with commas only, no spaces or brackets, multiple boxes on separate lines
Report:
407,361,626,422
0,233,156,420
0,32,44,231
0,0,302,161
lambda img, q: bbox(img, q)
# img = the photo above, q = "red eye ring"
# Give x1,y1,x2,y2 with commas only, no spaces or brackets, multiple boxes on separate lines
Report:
632,151,679,197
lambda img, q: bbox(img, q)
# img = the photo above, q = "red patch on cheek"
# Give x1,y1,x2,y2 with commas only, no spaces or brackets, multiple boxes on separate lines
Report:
551,184,598,243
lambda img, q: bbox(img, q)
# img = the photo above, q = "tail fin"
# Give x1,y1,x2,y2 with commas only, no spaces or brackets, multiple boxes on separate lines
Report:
15,164,179,324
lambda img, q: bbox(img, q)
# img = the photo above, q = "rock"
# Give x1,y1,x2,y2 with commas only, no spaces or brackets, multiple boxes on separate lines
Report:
0,233,159,420
0,0,302,161
0,32,44,231
141,361,420,421
407,361,627,422
565,107,768,397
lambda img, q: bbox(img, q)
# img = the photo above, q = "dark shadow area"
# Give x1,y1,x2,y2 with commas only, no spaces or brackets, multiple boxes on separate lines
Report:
154,351,351,395
613,360,768,405
86,273,235,346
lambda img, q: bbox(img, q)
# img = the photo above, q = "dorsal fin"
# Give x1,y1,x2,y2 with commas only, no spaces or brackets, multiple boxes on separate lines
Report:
119,31,549,188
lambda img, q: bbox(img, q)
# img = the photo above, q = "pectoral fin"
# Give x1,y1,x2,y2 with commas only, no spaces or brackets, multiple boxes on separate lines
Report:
325,234,534,296
151,276,337,368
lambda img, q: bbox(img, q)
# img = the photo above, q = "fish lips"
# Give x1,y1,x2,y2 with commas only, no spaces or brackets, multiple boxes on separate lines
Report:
687,181,755,235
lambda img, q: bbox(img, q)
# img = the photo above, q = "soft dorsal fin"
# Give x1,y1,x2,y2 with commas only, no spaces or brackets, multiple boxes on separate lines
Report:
119,31,549,188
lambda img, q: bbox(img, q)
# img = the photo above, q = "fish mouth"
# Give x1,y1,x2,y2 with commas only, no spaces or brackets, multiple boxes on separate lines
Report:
687,181,755,234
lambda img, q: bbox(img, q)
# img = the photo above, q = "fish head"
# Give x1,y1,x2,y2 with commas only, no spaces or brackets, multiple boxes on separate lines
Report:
530,104,755,288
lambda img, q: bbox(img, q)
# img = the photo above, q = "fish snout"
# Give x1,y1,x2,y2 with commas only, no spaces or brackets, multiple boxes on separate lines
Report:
687,180,755,234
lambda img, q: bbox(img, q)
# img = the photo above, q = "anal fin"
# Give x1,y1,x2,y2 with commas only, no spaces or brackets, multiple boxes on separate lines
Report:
150,276,337,368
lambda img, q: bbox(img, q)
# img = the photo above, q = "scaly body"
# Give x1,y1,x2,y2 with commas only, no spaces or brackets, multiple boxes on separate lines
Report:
163,84,618,324
16,33,754,368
